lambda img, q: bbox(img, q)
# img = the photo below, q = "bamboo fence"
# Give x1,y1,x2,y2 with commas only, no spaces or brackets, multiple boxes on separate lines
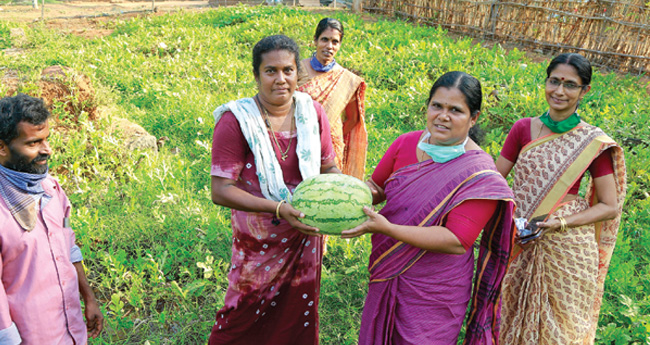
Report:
363,0,650,74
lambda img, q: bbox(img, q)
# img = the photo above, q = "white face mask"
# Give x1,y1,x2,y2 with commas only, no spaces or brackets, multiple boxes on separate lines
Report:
417,132,468,163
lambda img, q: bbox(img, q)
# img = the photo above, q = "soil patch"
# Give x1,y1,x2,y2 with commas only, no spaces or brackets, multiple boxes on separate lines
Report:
0,1,209,23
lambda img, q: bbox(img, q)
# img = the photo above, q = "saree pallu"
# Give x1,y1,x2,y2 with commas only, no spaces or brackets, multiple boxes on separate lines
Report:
208,210,323,345
298,65,368,179
500,125,627,345
359,151,515,345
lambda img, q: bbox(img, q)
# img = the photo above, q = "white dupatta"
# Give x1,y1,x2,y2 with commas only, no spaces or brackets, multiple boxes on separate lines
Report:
213,91,321,202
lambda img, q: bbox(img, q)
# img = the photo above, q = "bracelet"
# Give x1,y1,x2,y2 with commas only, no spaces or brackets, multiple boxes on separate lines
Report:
275,200,286,219
557,216,568,232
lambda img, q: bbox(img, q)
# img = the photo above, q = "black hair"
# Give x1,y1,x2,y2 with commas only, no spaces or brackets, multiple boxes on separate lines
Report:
314,18,344,41
0,94,51,144
252,35,301,77
546,53,592,86
427,71,482,118
426,71,485,145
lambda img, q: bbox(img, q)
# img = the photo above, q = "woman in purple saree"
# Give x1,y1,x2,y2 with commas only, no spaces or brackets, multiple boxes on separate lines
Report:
343,72,516,344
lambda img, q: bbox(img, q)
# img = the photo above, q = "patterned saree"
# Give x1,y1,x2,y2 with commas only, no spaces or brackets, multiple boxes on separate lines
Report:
208,93,333,345
500,125,627,345
359,151,515,345
298,65,368,179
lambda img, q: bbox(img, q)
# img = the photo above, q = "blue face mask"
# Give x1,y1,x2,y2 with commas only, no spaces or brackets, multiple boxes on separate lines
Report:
417,132,469,163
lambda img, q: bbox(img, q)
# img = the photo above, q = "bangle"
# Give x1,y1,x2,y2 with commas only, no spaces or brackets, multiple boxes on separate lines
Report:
557,216,568,232
275,200,286,219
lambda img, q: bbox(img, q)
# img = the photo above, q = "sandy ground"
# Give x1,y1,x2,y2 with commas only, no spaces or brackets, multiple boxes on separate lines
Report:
0,0,343,40
0,0,341,38
0,0,339,23
0,1,211,22
0,1,214,38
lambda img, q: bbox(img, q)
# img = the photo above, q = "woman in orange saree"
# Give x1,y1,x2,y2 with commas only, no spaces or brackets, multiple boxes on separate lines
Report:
496,53,627,344
297,18,367,179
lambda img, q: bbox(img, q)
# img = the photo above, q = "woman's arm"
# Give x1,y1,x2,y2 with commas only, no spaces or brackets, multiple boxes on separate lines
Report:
496,118,529,178
537,173,618,231
211,176,320,235
211,176,277,213
496,155,515,179
340,206,465,254
321,160,341,174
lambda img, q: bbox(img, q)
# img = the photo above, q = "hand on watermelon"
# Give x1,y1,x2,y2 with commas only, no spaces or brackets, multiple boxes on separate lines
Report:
340,206,391,238
366,180,386,205
278,202,322,236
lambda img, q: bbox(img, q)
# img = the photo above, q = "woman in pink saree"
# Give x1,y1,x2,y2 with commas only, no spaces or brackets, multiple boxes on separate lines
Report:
208,35,340,345
342,71,516,344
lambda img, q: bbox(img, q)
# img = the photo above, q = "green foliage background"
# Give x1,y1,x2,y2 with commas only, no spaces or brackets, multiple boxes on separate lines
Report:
1,6,649,344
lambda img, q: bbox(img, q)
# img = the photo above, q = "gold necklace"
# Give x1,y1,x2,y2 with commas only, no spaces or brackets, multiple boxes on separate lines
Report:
256,96,295,161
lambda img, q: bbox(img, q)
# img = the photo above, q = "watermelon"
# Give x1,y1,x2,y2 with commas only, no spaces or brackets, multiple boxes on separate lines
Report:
291,174,372,235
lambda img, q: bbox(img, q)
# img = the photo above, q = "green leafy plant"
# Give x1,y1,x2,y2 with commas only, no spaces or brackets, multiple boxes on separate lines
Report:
0,22,11,49
0,6,648,344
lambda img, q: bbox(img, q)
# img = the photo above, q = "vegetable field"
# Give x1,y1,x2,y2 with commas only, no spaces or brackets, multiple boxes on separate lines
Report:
1,6,649,344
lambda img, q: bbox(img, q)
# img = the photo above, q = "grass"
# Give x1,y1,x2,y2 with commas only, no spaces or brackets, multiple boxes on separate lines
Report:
0,5,649,344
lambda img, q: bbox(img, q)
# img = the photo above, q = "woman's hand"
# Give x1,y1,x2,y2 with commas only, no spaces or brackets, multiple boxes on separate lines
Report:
340,206,392,238
514,230,542,248
515,217,563,247
279,203,321,236
514,219,551,247
535,217,562,233
366,179,386,205
514,214,550,246
516,216,565,247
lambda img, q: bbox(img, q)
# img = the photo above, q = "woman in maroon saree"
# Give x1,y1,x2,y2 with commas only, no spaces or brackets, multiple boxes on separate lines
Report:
342,71,515,344
209,35,340,345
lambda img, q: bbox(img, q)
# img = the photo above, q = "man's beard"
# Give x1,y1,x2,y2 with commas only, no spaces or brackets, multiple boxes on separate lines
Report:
5,146,50,174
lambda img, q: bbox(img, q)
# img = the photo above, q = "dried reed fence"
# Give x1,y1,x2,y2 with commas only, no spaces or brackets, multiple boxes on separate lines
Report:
364,0,650,74
209,0,261,6
208,0,306,6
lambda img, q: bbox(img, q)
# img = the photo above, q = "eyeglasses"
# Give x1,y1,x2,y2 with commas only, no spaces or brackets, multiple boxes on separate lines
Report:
546,77,586,91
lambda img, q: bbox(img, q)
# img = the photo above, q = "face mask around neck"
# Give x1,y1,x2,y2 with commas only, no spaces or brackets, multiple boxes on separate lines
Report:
417,132,469,163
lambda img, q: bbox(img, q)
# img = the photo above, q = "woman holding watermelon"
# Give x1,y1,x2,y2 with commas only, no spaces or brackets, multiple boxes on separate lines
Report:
497,53,626,344
342,71,516,344
208,35,340,345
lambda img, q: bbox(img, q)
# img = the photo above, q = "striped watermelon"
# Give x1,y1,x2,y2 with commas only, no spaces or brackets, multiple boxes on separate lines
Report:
291,174,372,235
